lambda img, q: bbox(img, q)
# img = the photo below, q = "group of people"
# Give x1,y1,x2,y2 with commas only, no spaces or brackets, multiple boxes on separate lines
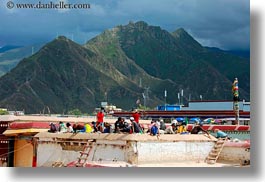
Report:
47,109,143,134
48,108,229,139
114,117,143,134
146,119,230,139
48,121,94,133
144,119,190,136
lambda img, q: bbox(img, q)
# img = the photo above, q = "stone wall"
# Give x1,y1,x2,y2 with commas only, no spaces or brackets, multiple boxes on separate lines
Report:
219,147,250,163
35,133,216,166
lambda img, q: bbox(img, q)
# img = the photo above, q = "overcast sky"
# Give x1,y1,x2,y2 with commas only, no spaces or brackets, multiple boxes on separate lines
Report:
0,0,249,51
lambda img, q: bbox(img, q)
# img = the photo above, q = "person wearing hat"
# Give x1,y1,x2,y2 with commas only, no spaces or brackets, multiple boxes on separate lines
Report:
130,117,142,133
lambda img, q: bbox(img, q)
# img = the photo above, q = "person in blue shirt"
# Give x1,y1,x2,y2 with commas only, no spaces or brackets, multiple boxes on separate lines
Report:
214,129,229,139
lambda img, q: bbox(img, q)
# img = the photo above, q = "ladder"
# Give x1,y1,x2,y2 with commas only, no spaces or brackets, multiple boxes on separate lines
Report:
75,142,94,167
205,138,227,164
52,161,64,167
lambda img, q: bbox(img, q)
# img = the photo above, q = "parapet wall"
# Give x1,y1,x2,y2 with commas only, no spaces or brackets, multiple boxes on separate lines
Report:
137,141,213,164
34,133,216,166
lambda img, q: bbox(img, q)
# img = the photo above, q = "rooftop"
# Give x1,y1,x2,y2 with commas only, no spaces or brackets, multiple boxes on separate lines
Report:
34,132,217,142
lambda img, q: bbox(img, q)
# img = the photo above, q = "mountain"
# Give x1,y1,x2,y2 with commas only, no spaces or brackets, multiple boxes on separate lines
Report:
206,47,250,58
0,36,157,113
0,45,22,53
226,50,250,58
87,21,249,101
0,21,250,114
171,29,249,95
85,23,180,104
0,43,44,77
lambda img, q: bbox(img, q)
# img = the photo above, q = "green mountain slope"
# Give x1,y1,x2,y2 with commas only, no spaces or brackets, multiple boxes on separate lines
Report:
110,21,249,101
0,37,152,113
85,26,180,104
0,21,250,113
0,43,44,77
172,28,250,96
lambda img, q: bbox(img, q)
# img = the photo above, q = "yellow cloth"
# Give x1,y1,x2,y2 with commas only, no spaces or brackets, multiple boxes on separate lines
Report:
178,125,187,133
85,124,93,133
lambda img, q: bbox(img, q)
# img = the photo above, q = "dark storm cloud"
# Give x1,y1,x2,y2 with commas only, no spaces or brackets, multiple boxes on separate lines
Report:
0,0,249,50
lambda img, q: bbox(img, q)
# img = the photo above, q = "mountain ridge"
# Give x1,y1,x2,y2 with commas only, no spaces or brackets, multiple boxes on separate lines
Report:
0,21,250,113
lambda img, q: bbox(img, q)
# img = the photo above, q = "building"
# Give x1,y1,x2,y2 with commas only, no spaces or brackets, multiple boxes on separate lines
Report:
1,115,250,167
0,115,122,167
157,105,181,111
182,100,250,112
0,121,9,167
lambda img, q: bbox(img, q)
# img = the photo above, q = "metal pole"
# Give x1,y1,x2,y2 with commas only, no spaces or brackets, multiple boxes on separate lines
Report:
178,93,180,105
232,78,240,125
234,101,240,125
164,90,167,111
181,89,183,105
142,93,146,110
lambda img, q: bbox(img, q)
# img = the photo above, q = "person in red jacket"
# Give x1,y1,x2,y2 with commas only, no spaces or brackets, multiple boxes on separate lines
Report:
96,108,105,132
132,110,140,123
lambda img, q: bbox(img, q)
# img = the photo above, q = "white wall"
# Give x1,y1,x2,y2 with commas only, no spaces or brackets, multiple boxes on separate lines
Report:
137,142,214,164
36,139,216,166
37,143,80,167
92,140,127,162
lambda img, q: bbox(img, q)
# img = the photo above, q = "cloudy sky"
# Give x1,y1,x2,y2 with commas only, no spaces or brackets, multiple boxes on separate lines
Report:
0,0,249,51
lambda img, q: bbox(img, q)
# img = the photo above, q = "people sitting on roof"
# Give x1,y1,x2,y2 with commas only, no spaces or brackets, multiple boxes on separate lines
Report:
190,122,209,136
159,119,166,131
164,122,178,134
129,117,142,134
84,123,93,133
59,121,67,133
91,121,98,133
178,122,189,134
114,117,124,133
103,122,113,133
48,122,58,133
66,122,74,133
73,123,85,133
214,129,230,139
122,119,131,133
147,120,156,134
150,121,160,136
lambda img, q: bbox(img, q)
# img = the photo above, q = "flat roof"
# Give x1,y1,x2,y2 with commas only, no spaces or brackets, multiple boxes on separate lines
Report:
34,132,217,142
